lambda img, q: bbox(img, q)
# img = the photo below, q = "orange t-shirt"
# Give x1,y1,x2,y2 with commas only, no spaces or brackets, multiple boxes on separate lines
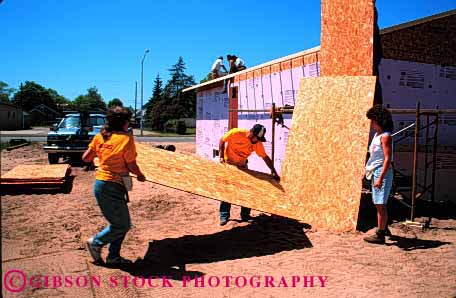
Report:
222,128,267,166
88,132,137,184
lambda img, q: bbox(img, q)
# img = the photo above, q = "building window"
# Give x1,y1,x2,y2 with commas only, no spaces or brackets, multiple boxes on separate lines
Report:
8,111,10,118
12,111,15,119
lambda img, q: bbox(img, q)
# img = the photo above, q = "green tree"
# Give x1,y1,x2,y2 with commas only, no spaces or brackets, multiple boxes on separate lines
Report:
11,81,59,111
147,58,196,131
152,74,163,101
47,88,70,108
108,98,124,108
0,81,15,104
144,74,163,112
73,87,106,111
163,57,195,99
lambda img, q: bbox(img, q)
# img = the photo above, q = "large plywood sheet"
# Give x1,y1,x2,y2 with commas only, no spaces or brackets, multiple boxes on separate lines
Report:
320,0,375,76
281,76,376,231
135,143,293,215
1,164,70,183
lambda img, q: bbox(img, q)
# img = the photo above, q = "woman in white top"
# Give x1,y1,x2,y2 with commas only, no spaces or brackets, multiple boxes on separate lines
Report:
364,105,394,244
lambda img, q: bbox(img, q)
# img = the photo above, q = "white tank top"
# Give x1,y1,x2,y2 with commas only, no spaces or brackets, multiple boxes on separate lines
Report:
366,132,393,171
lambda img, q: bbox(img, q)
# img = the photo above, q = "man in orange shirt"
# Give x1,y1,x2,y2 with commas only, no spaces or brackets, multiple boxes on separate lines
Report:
218,124,280,226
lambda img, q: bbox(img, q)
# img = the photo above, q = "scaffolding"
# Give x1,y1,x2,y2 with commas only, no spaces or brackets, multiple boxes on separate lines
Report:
389,104,456,227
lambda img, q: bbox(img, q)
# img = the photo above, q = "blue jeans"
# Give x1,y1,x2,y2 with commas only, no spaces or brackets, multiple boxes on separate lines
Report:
220,202,251,220
92,180,131,259
219,161,250,220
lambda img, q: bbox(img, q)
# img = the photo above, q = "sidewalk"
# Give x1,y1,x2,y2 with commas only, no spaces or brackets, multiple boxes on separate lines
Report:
0,127,49,137
131,129,195,137
1,128,194,138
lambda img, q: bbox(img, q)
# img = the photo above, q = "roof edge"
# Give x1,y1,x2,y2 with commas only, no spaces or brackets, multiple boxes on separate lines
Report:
182,46,321,93
380,9,456,35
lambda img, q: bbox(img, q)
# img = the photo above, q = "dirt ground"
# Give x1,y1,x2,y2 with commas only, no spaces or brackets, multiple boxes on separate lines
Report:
1,143,455,298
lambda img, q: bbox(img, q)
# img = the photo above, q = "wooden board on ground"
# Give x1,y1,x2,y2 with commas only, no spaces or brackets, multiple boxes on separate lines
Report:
281,76,376,231
0,164,71,184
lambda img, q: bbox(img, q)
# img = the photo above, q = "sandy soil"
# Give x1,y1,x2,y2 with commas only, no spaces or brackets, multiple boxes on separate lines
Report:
1,143,455,298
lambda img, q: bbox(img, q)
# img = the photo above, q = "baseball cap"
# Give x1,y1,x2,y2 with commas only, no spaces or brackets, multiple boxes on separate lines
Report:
252,124,267,142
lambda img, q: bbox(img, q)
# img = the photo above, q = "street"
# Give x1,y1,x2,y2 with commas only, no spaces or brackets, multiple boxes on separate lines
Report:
0,127,195,143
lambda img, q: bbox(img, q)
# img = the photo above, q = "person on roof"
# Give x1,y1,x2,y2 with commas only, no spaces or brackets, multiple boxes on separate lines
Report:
228,54,246,73
211,56,228,79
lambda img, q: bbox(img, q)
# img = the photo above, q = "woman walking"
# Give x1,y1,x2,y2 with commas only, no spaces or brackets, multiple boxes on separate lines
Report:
364,105,394,244
82,106,146,266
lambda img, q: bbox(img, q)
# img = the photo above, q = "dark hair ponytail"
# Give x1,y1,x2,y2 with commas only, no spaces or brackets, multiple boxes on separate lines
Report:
366,104,394,133
101,106,132,141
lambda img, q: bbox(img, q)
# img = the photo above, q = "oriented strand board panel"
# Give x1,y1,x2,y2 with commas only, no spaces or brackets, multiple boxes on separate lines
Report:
1,164,70,183
135,144,295,215
320,0,375,76
281,76,376,231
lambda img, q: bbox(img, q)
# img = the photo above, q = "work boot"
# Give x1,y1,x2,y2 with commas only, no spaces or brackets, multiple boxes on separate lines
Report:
86,238,103,263
385,227,392,238
240,215,254,223
363,230,385,244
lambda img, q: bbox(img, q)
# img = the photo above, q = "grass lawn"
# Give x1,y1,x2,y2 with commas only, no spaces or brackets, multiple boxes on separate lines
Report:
0,142,9,151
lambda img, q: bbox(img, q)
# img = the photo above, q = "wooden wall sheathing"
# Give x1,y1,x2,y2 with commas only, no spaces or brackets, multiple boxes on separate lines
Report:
135,143,294,216
281,76,376,231
320,0,375,76
0,164,70,183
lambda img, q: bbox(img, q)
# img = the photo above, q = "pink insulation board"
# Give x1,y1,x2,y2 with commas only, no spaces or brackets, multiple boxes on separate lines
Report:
238,77,248,118
292,66,305,101
261,71,274,110
281,68,295,106
246,74,257,120
379,59,456,145
196,86,229,161
271,68,284,106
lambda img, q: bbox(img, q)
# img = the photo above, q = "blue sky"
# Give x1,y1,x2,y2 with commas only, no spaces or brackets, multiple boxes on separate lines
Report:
1,0,454,108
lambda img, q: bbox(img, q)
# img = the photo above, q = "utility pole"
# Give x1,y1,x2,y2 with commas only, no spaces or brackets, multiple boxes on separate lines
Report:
20,83,24,129
140,49,150,136
134,81,137,126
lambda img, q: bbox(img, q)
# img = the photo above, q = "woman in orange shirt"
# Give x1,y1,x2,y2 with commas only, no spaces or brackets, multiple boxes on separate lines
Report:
82,107,146,266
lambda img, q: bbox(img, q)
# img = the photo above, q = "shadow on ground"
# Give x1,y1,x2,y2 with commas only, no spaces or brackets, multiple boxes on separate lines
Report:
386,235,451,251
356,192,456,233
122,215,312,280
